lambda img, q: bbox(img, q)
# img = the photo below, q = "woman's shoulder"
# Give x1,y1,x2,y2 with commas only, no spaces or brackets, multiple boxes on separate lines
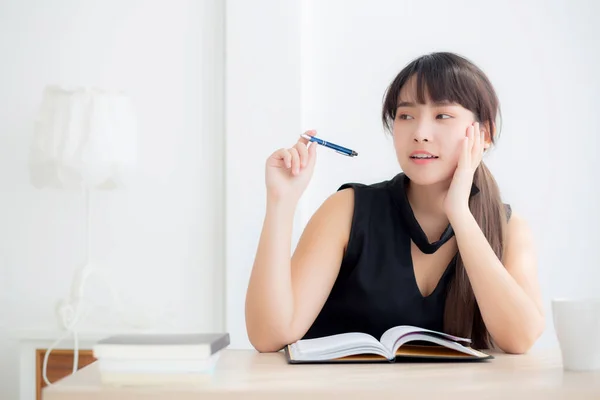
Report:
336,174,400,195
504,207,530,235
330,174,408,219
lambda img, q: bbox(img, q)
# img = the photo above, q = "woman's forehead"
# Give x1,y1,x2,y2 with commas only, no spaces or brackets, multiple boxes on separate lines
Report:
397,75,418,100
397,77,462,108
397,75,434,104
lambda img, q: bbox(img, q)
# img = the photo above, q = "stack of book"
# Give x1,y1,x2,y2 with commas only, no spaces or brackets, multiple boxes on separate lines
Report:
92,332,230,385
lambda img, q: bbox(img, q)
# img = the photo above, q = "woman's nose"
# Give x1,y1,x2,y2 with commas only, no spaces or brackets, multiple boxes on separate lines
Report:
410,118,435,143
412,128,432,143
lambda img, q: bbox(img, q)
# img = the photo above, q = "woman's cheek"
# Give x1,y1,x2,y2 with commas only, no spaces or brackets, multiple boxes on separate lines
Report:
445,138,464,166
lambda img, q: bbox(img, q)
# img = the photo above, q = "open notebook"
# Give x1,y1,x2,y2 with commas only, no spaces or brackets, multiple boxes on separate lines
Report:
285,325,492,363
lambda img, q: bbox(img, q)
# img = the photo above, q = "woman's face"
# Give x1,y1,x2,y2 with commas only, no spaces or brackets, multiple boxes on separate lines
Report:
393,76,484,186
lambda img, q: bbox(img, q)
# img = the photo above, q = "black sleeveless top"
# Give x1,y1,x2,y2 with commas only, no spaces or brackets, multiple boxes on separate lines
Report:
302,172,511,340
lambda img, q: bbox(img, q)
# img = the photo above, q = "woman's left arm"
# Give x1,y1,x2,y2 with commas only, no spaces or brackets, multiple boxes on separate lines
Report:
449,209,545,354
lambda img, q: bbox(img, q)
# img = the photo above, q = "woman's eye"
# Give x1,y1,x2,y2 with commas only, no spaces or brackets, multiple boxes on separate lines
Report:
437,114,452,119
398,114,413,120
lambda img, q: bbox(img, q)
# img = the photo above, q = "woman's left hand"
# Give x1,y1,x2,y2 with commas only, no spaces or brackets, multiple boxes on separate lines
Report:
443,122,488,220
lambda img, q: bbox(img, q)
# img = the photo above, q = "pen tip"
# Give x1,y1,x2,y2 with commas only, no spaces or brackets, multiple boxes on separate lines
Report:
351,151,358,157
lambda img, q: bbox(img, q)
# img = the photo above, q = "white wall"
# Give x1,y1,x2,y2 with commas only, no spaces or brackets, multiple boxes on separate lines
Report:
226,0,600,349
0,1,224,399
225,0,306,350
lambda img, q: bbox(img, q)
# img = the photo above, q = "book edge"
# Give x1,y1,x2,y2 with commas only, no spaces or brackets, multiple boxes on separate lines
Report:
285,347,393,364
285,342,493,364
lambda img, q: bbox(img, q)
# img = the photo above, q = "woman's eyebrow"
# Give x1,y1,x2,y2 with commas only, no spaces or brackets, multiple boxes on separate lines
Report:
396,100,455,109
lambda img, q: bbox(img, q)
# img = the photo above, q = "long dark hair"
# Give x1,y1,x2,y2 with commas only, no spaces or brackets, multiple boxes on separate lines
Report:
381,52,507,349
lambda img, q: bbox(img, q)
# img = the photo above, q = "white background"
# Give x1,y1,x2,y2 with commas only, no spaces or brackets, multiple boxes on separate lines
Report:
1,0,599,399
0,1,224,399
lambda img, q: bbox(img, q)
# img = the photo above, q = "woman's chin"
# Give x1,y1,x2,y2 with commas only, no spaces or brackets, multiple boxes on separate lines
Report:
400,164,453,186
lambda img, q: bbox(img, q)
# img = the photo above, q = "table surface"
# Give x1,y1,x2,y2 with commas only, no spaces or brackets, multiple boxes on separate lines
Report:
43,348,600,400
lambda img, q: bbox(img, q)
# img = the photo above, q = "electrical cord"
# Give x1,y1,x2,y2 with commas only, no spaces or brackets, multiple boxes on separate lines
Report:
41,263,137,386
41,188,157,386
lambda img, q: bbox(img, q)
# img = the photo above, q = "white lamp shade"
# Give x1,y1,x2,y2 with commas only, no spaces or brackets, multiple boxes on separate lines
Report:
30,85,138,190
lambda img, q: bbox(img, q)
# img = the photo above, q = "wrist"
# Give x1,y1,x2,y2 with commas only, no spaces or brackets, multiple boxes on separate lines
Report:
447,206,473,226
266,194,298,216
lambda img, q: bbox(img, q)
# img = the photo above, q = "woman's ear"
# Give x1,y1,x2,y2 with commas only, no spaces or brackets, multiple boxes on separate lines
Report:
482,123,494,150
483,131,491,150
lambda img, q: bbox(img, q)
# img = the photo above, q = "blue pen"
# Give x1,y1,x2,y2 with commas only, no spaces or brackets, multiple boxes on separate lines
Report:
300,134,358,157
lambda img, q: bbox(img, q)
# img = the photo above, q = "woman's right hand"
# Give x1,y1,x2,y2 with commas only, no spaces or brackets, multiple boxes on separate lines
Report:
265,130,318,204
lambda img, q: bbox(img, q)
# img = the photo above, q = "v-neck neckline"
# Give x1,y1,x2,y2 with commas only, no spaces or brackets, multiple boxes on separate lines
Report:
408,244,458,299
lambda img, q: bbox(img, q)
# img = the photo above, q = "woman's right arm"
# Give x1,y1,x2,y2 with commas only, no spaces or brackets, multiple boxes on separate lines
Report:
244,131,354,352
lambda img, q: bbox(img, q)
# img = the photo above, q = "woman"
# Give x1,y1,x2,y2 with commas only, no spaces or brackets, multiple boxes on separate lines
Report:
245,52,545,354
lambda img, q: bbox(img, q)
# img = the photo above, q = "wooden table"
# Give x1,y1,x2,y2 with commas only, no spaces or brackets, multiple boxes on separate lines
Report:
43,348,600,399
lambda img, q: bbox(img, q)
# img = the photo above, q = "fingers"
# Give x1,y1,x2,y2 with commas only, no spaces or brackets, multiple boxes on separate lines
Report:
273,148,292,169
473,123,480,157
467,122,486,169
269,130,318,176
294,141,309,168
457,122,486,172
307,136,317,165
289,147,300,175
458,124,473,169
298,129,316,145
292,130,317,173
475,122,485,157
461,134,469,168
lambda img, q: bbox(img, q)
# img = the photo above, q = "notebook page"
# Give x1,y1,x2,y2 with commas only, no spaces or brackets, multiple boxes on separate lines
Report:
391,333,482,357
293,332,384,356
380,325,471,351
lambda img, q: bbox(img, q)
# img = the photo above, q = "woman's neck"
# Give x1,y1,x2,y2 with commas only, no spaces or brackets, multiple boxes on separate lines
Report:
406,177,453,239
406,178,449,214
